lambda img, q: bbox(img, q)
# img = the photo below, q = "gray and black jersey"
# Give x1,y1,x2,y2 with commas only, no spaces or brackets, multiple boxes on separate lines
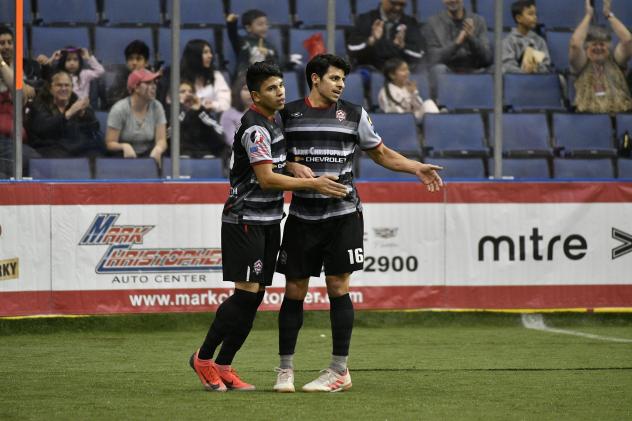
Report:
280,98,382,222
222,105,286,225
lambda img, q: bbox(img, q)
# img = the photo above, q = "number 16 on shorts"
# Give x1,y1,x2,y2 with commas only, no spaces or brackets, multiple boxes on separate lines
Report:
347,248,364,264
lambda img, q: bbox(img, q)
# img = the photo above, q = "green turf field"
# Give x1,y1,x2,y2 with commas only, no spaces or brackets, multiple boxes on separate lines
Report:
1,312,631,420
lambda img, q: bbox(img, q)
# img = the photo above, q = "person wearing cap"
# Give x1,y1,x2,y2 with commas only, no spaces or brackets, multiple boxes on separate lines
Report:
570,0,632,113
105,68,167,164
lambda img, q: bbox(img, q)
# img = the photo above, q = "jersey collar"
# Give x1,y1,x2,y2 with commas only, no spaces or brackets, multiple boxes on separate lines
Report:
305,96,335,110
249,104,275,121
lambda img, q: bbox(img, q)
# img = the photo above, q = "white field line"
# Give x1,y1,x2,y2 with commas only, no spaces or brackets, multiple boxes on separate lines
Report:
521,314,632,344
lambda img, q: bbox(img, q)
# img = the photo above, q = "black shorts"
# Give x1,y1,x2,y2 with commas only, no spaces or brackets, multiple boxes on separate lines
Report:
276,211,364,278
221,222,281,286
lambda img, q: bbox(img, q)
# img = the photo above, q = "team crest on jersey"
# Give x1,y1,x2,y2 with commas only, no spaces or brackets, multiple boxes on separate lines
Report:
253,259,263,274
336,110,347,122
252,130,266,144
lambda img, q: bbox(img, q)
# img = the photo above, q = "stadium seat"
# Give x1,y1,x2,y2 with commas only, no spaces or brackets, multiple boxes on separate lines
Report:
295,0,353,27
553,158,615,179
615,113,632,139
546,31,572,72
552,113,617,157
31,27,90,58
370,72,385,110
288,29,347,59
423,157,486,179
475,0,514,30
619,158,632,179
95,27,154,65
436,74,494,110
0,0,32,24
94,158,160,179
489,113,553,157
504,74,564,111
283,71,302,102
158,28,216,65
423,113,489,157
356,0,413,17
165,0,225,26
162,157,225,179
37,0,98,25
342,72,366,107
29,158,91,179
94,111,108,139
370,113,421,156
537,0,586,29
490,158,551,179
229,0,290,25
102,0,162,25
358,157,415,180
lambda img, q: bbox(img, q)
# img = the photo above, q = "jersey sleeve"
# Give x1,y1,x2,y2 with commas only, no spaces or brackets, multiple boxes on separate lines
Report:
241,125,273,165
358,107,383,151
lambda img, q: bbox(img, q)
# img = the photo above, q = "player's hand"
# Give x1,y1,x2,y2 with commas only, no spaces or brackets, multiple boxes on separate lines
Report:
313,175,349,198
415,163,444,192
286,162,314,178
121,143,137,158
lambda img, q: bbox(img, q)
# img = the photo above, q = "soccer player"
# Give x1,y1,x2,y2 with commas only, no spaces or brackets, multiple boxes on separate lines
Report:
189,62,348,392
273,54,443,393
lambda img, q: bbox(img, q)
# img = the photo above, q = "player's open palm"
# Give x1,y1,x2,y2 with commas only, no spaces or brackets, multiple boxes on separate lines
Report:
415,163,444,192
314,175,348,198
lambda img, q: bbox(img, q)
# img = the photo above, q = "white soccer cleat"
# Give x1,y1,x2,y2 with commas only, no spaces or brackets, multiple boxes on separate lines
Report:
273,367,295,393
301,368,352,392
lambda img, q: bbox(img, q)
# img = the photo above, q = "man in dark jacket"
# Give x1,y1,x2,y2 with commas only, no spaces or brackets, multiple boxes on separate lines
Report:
347,0,424,71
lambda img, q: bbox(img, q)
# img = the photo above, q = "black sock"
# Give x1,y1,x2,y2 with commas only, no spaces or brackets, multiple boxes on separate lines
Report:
278,297,304,356
330,294,354,357
214,289,260,365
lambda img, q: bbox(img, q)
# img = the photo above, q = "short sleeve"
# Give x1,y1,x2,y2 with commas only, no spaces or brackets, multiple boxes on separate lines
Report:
241,125,273,165
358,108,383,150
107,100,125,130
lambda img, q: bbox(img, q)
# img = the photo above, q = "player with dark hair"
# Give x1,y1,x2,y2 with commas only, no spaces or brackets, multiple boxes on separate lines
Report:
273,54,443,393
189,62,347,392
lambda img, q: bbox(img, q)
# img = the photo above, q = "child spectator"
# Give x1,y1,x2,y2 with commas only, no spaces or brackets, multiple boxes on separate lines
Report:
170,80,226,158
570,0,632,113
106,69,167,165
378,58,439,123
226,9,282,77
105,40,152,109
38,47,105,99
502,0,551,73
220,73,253,147
26,70,104,158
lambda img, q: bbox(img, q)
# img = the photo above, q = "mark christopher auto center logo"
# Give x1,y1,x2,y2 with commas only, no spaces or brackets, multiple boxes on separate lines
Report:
79,214,222,273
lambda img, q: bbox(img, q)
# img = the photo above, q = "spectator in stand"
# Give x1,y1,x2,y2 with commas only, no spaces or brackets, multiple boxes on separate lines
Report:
378,58,439,123
424,0,492,98
502,0,551,74
220,73,252,148
105,40,152,109
159,40,230,113
347,0,424,71
0,25,41,177
37,47,105,99
25,70,103,158
169,80,226,158
226,9,282,77
106,69,167,165
570,0,632,113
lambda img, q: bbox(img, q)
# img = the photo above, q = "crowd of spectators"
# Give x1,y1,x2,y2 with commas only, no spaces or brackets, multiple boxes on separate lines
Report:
1,0,632,179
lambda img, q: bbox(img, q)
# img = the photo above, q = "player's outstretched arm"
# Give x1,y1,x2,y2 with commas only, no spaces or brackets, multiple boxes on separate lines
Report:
253,163,348,198
366,144,444,192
